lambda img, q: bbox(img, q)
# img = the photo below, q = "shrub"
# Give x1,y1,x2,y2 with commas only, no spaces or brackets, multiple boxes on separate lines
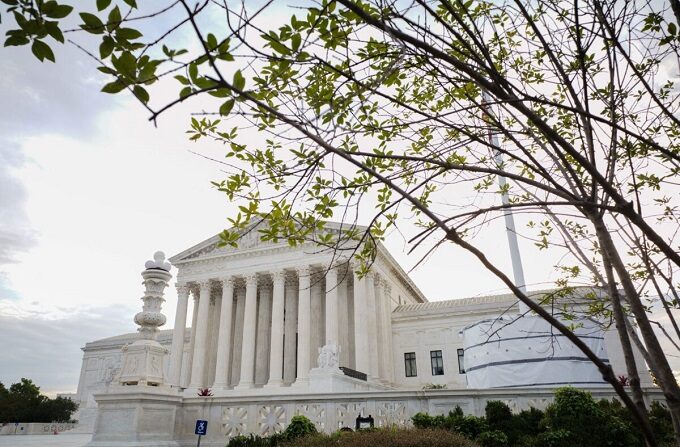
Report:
446,415,488,439
227,434,274,447
649,401,674,446
413,412,444,429
476,430,508,447
284,416,318,440
282,428,478,447
541,387,639,447
513,407,545,437
485,401,512,429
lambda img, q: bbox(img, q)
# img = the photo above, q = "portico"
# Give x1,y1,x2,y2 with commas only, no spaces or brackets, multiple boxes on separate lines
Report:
166,224,425,395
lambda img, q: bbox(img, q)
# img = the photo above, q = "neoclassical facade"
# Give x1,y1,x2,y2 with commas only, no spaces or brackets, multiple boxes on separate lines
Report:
165,225,426,394
74,224,660,446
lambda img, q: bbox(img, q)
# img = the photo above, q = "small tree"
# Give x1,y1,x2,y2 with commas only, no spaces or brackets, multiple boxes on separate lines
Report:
3,0,680,444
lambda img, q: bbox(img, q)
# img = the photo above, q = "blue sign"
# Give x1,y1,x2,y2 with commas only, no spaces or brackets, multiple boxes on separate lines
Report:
195,420,208,436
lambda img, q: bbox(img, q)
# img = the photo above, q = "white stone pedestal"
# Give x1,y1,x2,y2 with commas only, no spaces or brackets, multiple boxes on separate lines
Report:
118,340,169,386
308,367,372,392
85,387,182,447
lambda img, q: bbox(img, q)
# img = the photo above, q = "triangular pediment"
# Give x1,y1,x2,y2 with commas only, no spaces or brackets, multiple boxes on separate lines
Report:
169,221,280,263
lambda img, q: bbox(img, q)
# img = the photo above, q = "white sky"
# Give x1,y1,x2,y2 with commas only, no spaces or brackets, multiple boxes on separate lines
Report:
0,2,676,395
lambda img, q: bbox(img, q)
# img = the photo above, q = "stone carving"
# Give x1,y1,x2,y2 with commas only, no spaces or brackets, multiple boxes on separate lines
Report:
145,251,172,271
222,406,248,437
336,402,366,429
258,405,286,435
117,252,171,386
376,402,407,427
295,404,325,430
317,344,339,369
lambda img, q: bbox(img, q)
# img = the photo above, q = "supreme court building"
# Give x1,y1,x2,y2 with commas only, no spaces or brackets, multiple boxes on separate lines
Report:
75,223,661,446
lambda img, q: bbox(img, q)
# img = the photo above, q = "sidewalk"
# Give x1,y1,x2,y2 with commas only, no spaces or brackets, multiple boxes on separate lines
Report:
0,434,92,447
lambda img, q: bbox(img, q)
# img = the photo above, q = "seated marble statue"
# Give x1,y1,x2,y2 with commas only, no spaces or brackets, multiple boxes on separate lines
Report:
317,343,340,369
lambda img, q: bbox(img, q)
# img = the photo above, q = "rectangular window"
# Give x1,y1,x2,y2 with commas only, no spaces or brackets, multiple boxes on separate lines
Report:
430,350,444,376
457,348,465,374
404,352,417,377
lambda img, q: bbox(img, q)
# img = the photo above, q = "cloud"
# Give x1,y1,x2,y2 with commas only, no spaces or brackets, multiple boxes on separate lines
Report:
0,141,35,267
0,302,137,395
0,28,115,285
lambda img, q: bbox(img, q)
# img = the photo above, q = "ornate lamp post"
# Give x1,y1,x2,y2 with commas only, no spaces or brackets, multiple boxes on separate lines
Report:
118,251,172,386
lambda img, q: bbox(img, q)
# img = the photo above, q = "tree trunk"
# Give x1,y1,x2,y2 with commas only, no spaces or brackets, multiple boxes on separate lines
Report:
601,255,654,444
593,216,680,445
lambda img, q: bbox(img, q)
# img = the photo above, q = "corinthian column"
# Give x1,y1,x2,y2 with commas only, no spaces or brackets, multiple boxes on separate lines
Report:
169,284,190,386
353,266,369,374
236,273,258,389
213,277,234,389
325,266,339,346
366,272,380,380
266,270,285,387
295,266,311,385
189,280,212,388
374,275,388,381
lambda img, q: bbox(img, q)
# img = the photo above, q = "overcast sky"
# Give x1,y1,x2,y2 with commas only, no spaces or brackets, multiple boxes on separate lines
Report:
0,3,677,396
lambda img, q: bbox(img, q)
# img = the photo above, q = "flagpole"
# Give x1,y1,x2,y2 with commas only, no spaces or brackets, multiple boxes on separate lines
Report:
481,90,529,313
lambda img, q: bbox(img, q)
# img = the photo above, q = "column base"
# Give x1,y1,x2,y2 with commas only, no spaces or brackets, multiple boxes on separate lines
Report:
263,379,284,389
234,382,254,391
291,378,309,388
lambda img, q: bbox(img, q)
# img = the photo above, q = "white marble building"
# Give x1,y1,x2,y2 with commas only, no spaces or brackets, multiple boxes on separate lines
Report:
76,224,659,446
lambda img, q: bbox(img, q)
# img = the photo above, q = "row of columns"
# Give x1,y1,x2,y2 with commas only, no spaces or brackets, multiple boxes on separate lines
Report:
168,265,394,390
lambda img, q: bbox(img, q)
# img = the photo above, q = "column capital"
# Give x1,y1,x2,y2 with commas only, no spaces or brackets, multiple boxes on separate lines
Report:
244,273,258,285
220,276,235,288
197,279,212,290
271,270,286,285
176,283,191,296
295,265,310,277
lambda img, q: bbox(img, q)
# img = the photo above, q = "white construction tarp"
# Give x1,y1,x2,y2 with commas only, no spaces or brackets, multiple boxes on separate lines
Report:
462,315,609,388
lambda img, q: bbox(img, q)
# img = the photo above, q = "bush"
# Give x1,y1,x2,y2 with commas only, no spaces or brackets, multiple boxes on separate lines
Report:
281,428,478,447
476,430,508,447
284,416,318,440
485,401,512,429
412,412,445,429
649,401,674,447
227,434,277,447
446,415,488,439
541,387,639,447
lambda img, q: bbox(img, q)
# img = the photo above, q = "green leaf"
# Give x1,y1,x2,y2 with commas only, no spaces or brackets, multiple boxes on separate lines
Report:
43,2,73,19
233,69,245,91
101,80,126,93
268,39,290,55
116,28,143,41
669,22,677,36
107,6,121,32
291,34,301,52
99,36,114,59
111,51,136,78
31,39,55,62
97,0,111,11
4,35,30,47
45,21,64,43
122,0,137,8
188,63,198,82
219,98,235,116
133,85,149,104
174,75,190,85
79,12,104,34
179,86,192,99
207,33,217,50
